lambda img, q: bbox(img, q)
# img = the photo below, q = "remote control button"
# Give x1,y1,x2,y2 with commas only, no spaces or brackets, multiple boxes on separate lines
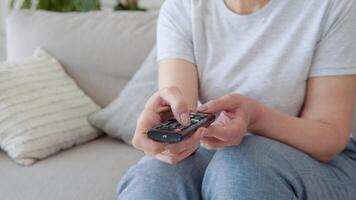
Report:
157,121,174,128
174,128,182,132
196,116,206,120
175,124,184,129
191,119,199,123
161,121,171,125
163,122,181,130
181,125,192,130
160,123,177,130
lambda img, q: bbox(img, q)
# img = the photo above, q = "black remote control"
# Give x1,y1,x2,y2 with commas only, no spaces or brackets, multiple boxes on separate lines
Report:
147,112,215,143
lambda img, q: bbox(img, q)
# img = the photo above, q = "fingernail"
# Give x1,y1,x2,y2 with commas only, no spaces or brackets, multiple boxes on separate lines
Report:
180,113,191,125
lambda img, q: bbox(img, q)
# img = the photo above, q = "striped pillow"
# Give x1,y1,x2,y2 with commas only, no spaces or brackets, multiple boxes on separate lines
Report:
0,48,101,166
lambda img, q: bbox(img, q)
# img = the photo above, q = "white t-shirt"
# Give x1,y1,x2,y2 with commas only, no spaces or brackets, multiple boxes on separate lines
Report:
156,0,356,138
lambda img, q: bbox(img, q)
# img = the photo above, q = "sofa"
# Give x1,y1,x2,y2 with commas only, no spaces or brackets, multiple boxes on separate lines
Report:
0,33,5,61
0,10,160,200
1,9,356,200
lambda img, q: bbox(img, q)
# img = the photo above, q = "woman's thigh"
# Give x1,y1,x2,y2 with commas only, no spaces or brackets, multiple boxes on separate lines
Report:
117,147,215,200
202,135,356,200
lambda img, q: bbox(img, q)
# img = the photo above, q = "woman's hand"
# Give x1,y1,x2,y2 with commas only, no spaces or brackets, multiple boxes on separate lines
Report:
197,94,261,149
132,86,204,165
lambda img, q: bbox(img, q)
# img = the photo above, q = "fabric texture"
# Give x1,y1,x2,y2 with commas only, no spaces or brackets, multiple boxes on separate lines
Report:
0,33,5,61
157,0,356,138
89,48,158,145
118,136,356,200
0,136,143,200
6,10,158,107
0,48,101,166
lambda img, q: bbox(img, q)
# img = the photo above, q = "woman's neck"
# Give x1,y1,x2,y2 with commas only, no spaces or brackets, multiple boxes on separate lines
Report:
224,0,270,15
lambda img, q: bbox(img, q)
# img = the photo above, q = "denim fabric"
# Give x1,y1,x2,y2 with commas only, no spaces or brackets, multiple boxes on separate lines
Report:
118,136,356,200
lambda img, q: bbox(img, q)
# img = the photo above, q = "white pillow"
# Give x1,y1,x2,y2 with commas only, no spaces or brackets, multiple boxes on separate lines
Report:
89,48,158,145
0,48,101,166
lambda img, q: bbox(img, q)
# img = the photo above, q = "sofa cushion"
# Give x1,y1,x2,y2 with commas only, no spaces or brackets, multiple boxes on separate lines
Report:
0,33,5,61
0,48,101,166
6,10,158,107
89,47,158,145
0,136,143,200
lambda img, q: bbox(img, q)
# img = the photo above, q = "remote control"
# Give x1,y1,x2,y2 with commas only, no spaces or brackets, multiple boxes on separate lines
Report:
147,112,215,143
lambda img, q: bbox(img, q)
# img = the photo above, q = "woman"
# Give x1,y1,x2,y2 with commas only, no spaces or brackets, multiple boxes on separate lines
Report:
118,0,356,199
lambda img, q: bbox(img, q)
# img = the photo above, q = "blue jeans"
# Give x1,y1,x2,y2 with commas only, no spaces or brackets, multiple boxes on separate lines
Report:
117,135,356,200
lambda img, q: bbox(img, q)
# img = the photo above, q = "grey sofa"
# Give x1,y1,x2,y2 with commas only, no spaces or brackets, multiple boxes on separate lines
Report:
0,10,161,200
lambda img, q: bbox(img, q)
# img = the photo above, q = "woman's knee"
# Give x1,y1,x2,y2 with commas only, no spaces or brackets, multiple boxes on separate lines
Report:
118,147,213,200
202,135,301,200
206,135,288,170
117,156,191,199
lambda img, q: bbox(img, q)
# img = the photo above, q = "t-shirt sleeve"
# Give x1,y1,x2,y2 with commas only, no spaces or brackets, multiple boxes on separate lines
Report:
156,0,196,64
309,0,356,77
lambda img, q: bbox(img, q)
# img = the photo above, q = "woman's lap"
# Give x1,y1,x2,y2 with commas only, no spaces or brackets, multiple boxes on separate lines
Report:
117,146,214,199
117,136,356,200
202,136,356,200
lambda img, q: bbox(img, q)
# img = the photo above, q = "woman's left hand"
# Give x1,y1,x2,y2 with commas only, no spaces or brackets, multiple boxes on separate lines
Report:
197,94,261,149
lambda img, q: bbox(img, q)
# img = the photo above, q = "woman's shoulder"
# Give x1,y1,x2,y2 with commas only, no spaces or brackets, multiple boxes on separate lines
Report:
319,0,356,32
327,0,356,14
306,0,356,15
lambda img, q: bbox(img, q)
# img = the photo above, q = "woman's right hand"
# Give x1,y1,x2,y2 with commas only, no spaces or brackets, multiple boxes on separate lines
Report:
132,86,205,164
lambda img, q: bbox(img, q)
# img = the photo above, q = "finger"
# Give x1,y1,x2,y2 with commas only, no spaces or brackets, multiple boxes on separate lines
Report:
134,132,167,154
155,153,171,164
157,106,171,113
197,94,241,113
161,149,178,156
144,93,172,118
136,109,161,133
202,135,243,149
156,144,199,165
203,124,236,142
205,111,248,139
171,144,200,164
201,136,227,149
144,151,156,157
160,87,191,126
165,127,204,154
145,87,191,126
133,111,168,154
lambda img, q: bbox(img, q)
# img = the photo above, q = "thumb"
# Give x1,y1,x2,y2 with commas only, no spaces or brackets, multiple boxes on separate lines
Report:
197,94,240,113
203,124,230,142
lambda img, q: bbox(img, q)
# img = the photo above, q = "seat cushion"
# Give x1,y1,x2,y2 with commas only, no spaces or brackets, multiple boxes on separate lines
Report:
0,136,143,200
